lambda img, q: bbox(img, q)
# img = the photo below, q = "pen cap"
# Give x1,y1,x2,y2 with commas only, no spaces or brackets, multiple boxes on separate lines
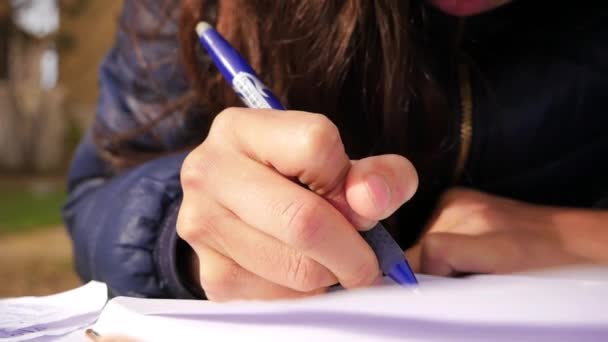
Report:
196,22,285,110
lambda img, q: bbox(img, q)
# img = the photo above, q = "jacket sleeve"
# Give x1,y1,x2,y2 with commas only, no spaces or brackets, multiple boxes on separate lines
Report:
63,0,202,298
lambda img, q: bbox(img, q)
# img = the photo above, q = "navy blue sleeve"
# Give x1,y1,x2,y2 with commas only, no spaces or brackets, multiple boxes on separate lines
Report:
63,0,202,298
64,135,195,298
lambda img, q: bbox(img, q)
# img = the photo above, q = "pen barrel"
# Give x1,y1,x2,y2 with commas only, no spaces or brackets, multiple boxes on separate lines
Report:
197,28,285,110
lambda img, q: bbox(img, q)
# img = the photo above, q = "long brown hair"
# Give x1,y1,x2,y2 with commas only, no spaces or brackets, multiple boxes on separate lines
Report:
100,0,460,243
180,0,454,176
180,0,456,157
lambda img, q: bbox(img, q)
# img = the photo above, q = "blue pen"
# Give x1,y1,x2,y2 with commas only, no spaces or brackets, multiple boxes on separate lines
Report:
195,22,417,286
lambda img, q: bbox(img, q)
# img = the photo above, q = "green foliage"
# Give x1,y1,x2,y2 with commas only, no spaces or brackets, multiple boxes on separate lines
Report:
0,183,67,234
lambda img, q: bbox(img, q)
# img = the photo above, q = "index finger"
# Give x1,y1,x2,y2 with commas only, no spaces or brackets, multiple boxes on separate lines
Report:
209,108,350,197
209,108,374,228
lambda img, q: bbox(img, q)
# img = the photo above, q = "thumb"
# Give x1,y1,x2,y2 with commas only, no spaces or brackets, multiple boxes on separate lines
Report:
344,154,418,230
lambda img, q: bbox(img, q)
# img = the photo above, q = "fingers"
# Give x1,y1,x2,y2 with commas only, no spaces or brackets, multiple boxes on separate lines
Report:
207,107,371,228
208,108,351,196
417,232,506,276
182,149,380,289
207,107,419,230
415,231,576,276
344,155,418,229
195,246,321,301
177,196,338,292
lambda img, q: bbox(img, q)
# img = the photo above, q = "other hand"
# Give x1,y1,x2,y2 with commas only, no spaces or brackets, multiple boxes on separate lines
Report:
407,188,592,276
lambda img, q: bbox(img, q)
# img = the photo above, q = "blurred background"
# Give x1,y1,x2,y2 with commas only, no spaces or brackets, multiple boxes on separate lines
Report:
0,0,122,297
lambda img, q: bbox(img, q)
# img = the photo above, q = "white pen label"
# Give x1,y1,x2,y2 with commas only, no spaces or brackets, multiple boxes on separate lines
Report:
232,72,272,109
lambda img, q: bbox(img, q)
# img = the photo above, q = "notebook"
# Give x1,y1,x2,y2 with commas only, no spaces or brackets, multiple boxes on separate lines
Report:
92,267,608,342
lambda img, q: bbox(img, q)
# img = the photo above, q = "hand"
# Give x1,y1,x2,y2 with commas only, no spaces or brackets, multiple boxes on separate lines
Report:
406,188,594,276
178,108,418,301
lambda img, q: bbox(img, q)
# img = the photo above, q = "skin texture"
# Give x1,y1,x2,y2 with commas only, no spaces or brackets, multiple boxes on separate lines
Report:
406,188,608,276
177,108,418,301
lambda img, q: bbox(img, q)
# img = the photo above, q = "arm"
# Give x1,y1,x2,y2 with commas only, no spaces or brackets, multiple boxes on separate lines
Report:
63,0,199,298
406,188,608,276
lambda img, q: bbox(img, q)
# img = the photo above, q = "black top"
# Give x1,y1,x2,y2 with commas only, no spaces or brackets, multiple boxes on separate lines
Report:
392,1,608,246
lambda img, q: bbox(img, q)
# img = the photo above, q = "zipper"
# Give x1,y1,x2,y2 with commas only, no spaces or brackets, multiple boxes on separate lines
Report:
452,62,473,183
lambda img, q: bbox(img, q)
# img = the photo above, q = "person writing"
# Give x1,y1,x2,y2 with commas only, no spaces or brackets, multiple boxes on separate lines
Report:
64,0,608,301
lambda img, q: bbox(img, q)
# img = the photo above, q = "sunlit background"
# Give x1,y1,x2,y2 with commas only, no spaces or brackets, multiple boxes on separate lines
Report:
0,0,122,297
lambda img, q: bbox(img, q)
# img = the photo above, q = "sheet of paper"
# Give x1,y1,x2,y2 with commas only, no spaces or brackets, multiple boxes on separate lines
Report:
0,281,107,342
93,269,608,342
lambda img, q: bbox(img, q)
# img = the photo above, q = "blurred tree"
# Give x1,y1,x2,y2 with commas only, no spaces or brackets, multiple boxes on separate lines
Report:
0,1,65,173
0,0,119,173
58,0,121,130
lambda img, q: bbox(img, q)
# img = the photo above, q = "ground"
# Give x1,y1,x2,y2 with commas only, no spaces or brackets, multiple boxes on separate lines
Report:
0,226,81,298
0,176,81,298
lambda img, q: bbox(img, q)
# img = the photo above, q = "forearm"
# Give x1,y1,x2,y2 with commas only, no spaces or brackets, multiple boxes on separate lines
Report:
550,207,608,263
409,188,608,276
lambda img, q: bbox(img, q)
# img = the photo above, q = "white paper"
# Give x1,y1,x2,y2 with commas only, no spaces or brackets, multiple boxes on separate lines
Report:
0,281,107,342
93,269,608,342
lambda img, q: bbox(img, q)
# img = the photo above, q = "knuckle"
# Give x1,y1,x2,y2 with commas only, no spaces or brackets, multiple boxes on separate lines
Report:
179,154,199,190
210,107,239,136
176,207,222,245
280,198,325,250
297,114,341,160
175,202,200,242
180,148,215,192
285,253,323,292
175,209,195,241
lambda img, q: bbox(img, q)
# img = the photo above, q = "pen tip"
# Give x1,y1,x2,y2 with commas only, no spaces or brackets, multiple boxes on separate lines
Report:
389,261,418,286
195,22,212,36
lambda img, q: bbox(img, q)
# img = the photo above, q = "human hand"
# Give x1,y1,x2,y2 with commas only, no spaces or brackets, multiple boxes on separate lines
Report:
178,108,418,301
406,188,590,276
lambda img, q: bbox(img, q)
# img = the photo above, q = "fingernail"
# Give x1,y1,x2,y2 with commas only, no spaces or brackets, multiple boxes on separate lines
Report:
365,174,391,213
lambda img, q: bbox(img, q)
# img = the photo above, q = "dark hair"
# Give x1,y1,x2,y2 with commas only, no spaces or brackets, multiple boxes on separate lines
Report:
182,0,457,172
101,0,461,244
